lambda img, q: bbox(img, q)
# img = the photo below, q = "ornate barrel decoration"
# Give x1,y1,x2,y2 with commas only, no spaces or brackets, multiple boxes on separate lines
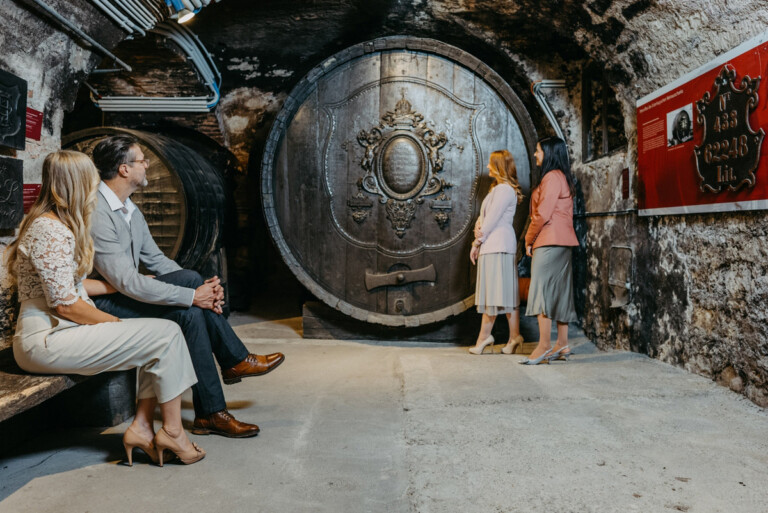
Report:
62,127,226,270
262,36,538,326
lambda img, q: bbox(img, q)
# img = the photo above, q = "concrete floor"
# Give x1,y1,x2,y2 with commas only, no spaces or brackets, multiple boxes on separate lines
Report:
1,313,767,513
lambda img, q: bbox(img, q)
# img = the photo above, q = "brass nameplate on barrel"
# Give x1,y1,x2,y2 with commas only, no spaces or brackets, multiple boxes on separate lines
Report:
379,133,426,197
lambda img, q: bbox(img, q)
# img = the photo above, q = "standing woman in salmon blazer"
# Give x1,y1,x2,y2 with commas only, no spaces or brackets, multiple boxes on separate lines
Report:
468,149,525,355
520,137,579,365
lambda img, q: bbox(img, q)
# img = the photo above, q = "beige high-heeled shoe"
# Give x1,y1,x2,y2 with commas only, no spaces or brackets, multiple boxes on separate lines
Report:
502,334,525,355
469,335,495,355
154,427,206,466
123,425,159,466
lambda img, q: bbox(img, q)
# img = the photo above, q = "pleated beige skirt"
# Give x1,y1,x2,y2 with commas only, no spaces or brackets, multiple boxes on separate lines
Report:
475,252,519,316
525,246,577,322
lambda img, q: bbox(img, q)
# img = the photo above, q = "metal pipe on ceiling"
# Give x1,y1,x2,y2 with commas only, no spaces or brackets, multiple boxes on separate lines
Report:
116,0,154,29
89,0,139,34
122,0,156,24
30,0,132,72
531,80,567,141
90,21,221,111
137,0,164,20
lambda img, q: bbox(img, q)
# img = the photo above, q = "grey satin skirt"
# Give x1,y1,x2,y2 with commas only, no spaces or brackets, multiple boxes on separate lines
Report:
475,252,520,316
525,246,577,323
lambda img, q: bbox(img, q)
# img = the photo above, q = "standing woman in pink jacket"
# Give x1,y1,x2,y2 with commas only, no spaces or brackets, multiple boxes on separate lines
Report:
468,150,525,355
520,137,579,365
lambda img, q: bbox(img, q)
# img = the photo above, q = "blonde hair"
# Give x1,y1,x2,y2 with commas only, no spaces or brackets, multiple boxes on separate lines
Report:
4,150,100,286
488,149,523,204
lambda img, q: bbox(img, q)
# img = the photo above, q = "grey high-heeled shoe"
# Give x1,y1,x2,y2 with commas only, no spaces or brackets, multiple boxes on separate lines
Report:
518,347,553,365
548,346,571,361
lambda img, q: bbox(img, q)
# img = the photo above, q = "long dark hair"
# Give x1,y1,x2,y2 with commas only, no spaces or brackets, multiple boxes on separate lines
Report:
538,136,576,197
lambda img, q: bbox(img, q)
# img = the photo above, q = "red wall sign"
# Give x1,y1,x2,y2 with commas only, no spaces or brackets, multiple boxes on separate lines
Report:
22,183,41,213
25,107,43,141
637,31,768,215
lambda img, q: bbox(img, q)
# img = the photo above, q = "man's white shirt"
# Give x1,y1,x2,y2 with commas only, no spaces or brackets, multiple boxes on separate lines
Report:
98,181,137,226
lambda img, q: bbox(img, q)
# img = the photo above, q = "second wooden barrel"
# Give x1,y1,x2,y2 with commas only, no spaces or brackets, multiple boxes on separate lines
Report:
63,127,226,270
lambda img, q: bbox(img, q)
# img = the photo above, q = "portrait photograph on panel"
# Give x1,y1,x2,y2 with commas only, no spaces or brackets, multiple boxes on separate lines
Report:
667,104,694,147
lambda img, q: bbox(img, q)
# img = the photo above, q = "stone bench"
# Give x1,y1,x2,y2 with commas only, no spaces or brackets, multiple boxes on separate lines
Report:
0,347,84,423
0,347,135,427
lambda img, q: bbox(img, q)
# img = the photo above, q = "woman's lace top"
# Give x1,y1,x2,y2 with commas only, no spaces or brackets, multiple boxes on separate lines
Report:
15,217,81,307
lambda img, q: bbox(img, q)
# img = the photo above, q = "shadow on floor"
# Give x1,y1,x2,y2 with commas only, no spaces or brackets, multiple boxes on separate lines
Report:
0,427,125,501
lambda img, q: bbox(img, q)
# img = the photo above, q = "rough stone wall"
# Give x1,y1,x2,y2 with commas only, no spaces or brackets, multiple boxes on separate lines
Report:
0,0,125,347
571,1,768,407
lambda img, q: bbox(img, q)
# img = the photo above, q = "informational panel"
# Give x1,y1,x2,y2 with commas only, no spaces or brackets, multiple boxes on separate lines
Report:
0,156,23,230
637,31,768,215
0,69,27,151
25,107,42,141
23,183,41,214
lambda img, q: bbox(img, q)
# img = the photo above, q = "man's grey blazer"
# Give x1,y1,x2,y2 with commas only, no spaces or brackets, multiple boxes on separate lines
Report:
91,189,195,307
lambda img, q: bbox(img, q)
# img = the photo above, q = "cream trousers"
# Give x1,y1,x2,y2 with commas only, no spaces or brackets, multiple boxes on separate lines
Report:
14,298,197,404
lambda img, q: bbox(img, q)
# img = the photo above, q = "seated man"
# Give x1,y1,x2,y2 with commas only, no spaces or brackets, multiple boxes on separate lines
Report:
89,135,284,438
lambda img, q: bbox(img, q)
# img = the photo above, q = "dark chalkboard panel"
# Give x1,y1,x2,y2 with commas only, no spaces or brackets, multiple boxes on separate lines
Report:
0,69,27,151
0,156,23,230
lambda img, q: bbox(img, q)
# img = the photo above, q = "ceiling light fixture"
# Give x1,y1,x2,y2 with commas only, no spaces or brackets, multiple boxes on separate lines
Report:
177,8,195,23
165,0,197,24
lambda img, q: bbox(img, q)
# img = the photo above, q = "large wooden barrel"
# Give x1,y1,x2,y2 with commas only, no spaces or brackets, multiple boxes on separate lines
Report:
63,127,226,270
262,36,538,326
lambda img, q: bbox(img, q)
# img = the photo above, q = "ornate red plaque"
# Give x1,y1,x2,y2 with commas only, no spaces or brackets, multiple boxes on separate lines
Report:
638,31,768,215
694,66,764,192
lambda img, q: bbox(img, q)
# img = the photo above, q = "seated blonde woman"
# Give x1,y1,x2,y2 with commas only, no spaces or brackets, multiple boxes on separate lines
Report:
5,150,204,466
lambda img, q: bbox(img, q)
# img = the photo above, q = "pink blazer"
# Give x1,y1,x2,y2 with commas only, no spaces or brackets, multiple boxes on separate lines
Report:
525,170,578,249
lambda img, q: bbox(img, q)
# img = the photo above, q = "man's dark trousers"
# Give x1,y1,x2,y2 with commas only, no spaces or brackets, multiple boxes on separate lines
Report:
93,269,248,417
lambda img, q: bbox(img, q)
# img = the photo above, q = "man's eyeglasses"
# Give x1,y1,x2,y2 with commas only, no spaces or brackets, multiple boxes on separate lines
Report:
129,159,151,166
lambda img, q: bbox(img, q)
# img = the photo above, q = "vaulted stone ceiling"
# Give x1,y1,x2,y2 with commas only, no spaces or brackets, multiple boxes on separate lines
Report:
76,0,650,164
81,0,767,126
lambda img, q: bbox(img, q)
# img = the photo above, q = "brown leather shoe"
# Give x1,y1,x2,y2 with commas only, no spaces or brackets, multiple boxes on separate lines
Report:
222,352,285,384
191,410,260,438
